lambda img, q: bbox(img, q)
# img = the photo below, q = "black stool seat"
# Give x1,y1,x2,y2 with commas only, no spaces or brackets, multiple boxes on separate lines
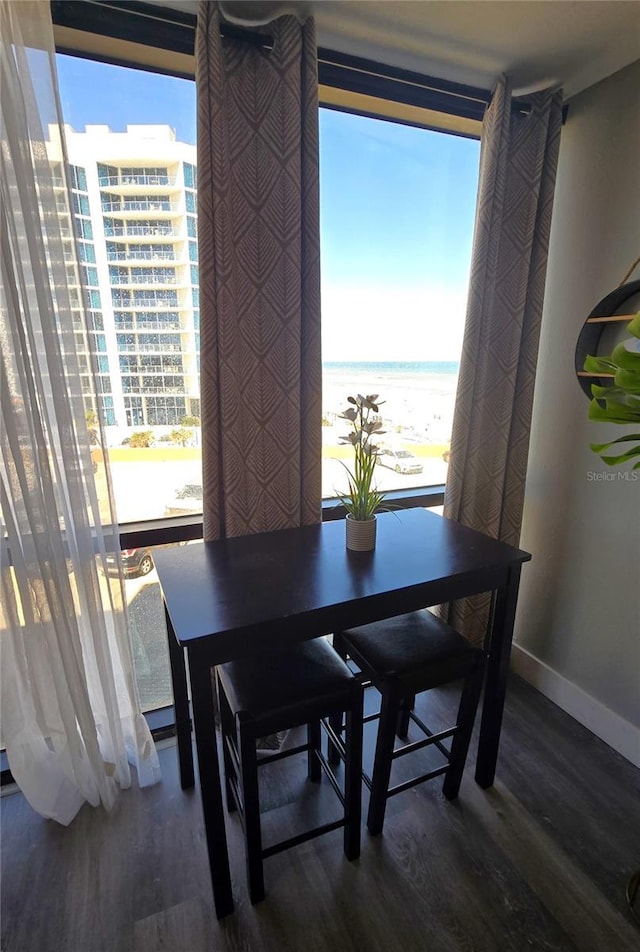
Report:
218,638,356,736
338,610,480,692
334,610,485,836
216,637,363,904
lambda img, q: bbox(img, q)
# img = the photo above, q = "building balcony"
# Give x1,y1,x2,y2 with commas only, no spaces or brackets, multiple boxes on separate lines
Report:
111,299,186,310
110,274,181,286
106,250,177,262
102,200,177,214
104,226,178,239
114,318,183,331
98,174,177,188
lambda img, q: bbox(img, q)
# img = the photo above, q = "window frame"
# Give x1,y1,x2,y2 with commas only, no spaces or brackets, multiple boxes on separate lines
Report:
2,3,468,784
49,2,465,564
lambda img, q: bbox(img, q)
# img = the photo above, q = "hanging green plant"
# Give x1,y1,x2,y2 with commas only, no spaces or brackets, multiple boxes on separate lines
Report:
584,311,640,468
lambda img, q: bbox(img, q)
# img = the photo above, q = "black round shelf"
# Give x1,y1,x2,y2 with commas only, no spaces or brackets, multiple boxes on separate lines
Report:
574,279,640,398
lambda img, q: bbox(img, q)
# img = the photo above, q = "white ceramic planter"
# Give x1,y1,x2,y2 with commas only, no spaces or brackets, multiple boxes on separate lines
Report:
345,514,377,551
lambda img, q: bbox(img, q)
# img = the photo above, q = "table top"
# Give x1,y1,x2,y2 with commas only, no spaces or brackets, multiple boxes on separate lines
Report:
154,508,530,658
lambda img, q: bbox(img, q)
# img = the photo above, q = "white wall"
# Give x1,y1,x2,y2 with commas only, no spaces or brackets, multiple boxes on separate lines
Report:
514,60,640,765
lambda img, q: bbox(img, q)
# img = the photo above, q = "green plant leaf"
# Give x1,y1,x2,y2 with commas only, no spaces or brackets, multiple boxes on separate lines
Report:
591,383,624,400
626,312,640,340
590,433,640,452
599,445,640,466
614,367,640,393
584,355,618,374
611,341,640,373
593,389,640,409
588,398,640,424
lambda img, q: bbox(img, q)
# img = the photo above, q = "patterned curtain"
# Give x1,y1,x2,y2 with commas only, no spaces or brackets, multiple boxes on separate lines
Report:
444,76,563,644
196,1,322,541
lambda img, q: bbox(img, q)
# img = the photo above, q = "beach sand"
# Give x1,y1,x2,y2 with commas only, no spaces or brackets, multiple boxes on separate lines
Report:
323,366,458,445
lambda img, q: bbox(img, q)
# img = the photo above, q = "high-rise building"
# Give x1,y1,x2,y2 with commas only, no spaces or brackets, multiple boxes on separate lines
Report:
52,124,200,441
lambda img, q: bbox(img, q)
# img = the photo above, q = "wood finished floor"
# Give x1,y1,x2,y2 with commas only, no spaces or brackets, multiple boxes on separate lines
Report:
2,674,639,952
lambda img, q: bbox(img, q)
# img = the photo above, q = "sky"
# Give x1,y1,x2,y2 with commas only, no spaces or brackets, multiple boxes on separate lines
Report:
56,54,480,363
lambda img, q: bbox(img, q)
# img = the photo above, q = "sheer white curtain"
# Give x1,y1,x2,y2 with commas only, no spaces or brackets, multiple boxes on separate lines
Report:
0,0,160,825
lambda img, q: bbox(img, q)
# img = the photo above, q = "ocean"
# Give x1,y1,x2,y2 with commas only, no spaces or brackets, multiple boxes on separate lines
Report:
323,361,459,376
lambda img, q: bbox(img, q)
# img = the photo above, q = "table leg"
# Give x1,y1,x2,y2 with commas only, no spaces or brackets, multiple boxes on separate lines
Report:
165,604,194,789
188,647,234,919
475,564,522,789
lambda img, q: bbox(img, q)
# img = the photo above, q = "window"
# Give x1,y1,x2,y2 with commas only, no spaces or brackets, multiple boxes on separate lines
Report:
70,165,87,191
78,241,96,263
72,193,90,216
318,108,479,498
85,289,101,309
100,396,116,425
75,218,93,240
98,163,117,185
124,396,144,426
184,163,196,188
133,289,179,307
146,396,187,425
53,39,478,721
82,265,98,286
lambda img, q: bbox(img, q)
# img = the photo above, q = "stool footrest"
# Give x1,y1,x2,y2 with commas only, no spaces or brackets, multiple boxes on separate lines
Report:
321,716,347,761
256,742,309,766
407,710,456,760
262,819,345,859
316,749,346,805
388,764,449,797
391,723,456,760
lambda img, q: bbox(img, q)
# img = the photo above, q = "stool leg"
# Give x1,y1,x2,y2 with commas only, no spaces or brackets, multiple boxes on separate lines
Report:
327,714,343,766
329,635,352,765
367,688,400,836
218,673,238,813
396,693,415,739
238,719,265,903
344,686,363,861
443,663,485,801
307,720,322,782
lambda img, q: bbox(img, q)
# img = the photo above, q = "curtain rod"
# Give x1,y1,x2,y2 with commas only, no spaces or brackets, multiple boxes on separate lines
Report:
51,0,273,52
51,0,544,122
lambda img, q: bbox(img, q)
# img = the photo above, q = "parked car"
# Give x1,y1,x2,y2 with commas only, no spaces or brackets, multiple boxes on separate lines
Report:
165,482,203,516
106,547,154,578
378,448,423,475
105,541,187,579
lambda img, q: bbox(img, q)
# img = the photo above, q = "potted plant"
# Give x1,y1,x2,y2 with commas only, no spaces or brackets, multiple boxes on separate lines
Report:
338,393,386,551
584,311,640,467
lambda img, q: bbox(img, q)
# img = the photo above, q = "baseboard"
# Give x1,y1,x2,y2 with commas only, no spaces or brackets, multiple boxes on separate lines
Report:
511,643,640,768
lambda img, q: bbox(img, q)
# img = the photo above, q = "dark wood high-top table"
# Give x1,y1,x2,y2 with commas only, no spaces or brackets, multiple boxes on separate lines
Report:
154,507,531,918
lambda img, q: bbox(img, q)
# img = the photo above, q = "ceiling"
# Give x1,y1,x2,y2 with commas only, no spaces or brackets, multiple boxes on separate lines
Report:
155,0,640,98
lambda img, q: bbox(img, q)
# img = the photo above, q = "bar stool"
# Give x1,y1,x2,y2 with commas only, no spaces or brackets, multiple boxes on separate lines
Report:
216,637,364,903
333,610,485,835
